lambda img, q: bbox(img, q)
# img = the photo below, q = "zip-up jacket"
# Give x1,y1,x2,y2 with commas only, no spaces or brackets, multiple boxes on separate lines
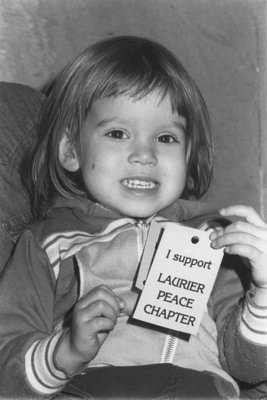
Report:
0,197,266,398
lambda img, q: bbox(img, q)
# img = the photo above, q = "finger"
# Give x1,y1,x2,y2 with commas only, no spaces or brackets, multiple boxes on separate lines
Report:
75,299,119,326
220,205,266,227
94,285,126,310
82,317,117,347
71,315,116,351
86,315,117,334
223,244,266,271
211,231,267,252
78,285,123,314
224,243,259,257
210,221,267,241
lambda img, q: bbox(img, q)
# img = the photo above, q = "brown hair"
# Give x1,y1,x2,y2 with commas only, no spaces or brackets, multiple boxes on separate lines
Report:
26,36,212,217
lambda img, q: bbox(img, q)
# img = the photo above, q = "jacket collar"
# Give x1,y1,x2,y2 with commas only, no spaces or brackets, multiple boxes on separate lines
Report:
49,195,221,227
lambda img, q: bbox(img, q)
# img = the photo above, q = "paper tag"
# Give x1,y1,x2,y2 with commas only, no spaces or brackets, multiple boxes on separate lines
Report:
135,220,165,290
133,222,224,335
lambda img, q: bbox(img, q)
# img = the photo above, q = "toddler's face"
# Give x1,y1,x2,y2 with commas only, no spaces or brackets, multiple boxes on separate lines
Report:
77,91,187,218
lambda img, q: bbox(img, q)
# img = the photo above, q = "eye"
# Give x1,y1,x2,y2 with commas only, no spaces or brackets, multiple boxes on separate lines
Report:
157,134,178,144
106,130,127,139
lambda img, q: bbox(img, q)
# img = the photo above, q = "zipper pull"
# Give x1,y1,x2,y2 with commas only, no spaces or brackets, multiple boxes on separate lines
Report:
136,220,149,259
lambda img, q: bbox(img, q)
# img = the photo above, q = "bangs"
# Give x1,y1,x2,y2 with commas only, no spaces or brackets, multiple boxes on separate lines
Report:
99,71,188,117
79,40,189,118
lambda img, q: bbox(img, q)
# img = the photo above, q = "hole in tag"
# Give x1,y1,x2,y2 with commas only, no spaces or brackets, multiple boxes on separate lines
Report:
191,236,199,244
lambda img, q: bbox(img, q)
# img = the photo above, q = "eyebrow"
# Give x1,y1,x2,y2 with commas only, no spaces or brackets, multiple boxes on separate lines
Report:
96,117,128,128
96,117,186,131
172,120,186,132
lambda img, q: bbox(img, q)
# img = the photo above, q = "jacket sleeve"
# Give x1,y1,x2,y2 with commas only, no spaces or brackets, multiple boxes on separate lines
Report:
210,253,267,394
0,229,69,398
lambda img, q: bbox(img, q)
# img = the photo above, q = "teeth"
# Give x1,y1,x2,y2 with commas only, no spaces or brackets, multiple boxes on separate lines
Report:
122,179,156,189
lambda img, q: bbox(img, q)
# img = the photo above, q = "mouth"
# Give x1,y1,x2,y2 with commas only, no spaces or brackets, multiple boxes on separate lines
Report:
121,178,157,190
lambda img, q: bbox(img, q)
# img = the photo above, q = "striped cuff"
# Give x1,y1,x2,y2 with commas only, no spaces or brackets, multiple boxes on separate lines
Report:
240,292,267,345
25,331,69,395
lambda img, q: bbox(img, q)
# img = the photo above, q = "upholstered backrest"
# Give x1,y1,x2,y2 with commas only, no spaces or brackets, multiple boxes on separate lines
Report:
0,82,44,271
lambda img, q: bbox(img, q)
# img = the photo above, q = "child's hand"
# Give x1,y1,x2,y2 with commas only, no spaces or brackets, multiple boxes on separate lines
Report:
210,205,267,304
56,285,125,374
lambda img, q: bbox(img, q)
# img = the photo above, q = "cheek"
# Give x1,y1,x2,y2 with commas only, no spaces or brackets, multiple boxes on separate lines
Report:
165,154,186,175
169,160,187,188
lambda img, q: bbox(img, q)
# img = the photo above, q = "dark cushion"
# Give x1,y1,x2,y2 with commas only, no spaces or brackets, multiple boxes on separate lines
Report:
0,82,44,271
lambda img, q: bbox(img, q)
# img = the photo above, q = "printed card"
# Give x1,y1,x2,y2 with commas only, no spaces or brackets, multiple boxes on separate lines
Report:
133,222,224,335
135,220,165,290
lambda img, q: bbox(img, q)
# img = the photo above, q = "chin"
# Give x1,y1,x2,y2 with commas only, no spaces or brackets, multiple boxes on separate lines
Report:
124,209,157,219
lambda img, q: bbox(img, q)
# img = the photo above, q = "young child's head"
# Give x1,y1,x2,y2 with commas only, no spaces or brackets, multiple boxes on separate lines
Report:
28,36,212,218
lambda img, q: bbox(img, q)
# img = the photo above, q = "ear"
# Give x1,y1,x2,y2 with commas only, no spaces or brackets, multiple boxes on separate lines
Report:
59,133,80,172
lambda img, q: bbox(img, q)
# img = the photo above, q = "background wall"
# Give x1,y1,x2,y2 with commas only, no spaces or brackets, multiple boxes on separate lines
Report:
1,0,267,217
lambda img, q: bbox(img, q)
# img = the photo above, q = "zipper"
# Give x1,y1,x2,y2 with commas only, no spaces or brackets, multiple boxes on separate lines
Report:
136,219,150,258
135,218,179,364
161,333,178,363
135,214,166,252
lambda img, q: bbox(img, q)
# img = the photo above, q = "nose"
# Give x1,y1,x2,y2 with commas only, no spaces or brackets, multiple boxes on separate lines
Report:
128,141,157,166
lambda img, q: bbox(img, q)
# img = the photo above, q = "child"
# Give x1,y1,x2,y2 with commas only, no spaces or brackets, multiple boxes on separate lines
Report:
0,36,266,399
